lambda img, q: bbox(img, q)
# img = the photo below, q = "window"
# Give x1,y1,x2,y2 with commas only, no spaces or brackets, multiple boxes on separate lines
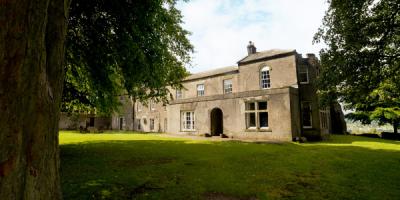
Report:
137,103,142,112
245,101,269,129
223,79,232,94
299,66,309,84
181,111,195,131
197,84,205,96
176,89,183,99
302,102,312,128
137,119,141,130
149,100,155,111
150,118,154,131
260,66,271,89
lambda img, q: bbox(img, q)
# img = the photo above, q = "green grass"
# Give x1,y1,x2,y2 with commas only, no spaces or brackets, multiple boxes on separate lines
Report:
60,131,400,200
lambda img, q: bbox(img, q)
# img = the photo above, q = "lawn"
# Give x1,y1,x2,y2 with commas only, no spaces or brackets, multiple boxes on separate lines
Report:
60,131,400,200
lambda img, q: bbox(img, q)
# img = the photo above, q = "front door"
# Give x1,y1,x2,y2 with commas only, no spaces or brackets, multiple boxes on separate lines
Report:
210,108,223,136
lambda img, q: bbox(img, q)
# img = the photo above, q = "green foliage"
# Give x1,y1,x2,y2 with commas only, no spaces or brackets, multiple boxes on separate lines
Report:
60,132,400,199
314,0,400,130
62,0,193,115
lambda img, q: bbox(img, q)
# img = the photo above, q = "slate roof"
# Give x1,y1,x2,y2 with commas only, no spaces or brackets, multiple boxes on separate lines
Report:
185,66,239,81
237,49,296,65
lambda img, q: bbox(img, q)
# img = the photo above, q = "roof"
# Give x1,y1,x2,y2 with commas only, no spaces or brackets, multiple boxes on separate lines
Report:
185,66,239,81
237,49,296,65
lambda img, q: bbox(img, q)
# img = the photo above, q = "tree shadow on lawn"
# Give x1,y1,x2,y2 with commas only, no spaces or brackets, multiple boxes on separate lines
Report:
60,138,400,200
320,134,400,145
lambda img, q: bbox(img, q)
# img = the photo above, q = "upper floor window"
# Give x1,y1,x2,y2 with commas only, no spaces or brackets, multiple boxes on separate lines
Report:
197,84,205,96
137,103,142,112
176,89,183,99
299,66,309,84
260,66,271,89
149,100,155,111
302,101,312,128
223,79,232,94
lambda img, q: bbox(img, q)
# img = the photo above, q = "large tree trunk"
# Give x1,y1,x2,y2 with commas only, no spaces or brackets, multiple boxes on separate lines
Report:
394,121,398,135
0,0,68,199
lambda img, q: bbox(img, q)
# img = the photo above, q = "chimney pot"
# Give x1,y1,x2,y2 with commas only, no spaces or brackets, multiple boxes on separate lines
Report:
247,41,257,55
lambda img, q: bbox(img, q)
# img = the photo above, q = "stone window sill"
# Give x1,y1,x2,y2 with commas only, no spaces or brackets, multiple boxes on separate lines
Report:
245,128,272,132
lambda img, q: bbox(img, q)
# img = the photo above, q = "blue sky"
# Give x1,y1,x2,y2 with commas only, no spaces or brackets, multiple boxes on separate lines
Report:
177,0,328,73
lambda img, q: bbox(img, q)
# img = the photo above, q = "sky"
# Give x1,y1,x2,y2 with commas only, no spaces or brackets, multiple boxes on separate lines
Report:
177,0,329,73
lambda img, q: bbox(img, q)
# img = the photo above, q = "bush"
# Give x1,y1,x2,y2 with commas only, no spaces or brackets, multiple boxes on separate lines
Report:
381,132,400,140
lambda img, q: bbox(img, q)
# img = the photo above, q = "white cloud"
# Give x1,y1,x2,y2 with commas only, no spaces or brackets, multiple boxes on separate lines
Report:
177,0,329,73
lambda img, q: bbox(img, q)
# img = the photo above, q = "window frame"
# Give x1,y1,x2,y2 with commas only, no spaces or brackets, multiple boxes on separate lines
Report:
181,111,196,131
149,100,155,111
260,66,271,89
197,84,205,97
245,101,269,130
299,66,309,84
150,118,155,131
223,79,233,94
176,89,183,99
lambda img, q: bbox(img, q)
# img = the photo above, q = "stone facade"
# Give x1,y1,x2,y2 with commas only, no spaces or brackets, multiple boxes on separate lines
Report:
112,43,334,141
59,113,111,130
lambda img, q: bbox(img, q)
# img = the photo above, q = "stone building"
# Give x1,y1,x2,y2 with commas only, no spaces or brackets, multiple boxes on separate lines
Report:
112,42,334,141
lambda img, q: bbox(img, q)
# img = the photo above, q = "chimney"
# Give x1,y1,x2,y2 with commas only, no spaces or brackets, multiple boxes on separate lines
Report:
306,53,318,66
306,53,316,59
247,41,257,55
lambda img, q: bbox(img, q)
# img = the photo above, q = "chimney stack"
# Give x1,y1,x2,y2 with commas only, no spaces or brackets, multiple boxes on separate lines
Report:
247,41,257,55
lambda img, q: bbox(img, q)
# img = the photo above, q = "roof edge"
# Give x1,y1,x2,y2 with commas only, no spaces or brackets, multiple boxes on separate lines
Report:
237,50,297,66
184,68,239,82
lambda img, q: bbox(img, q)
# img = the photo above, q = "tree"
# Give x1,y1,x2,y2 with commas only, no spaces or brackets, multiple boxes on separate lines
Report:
346,79,400,134
0,0,68,198
0,0,192,198
64,0,192,115
314,0,400,133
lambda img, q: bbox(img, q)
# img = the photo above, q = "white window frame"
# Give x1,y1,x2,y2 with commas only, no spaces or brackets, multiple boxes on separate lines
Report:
299,66,309,84
245,101,269,130
150,118,155,131
223,79,233,94
260,66,271,89
181,111,195,131
302,101,313,128
197,84,205,97
137,103,142,112
176,89,183,99
149,100,155,111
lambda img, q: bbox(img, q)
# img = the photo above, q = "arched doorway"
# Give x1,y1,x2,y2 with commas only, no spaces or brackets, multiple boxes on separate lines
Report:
210,108,223,136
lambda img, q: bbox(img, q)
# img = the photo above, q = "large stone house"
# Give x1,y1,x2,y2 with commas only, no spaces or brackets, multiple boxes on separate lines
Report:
112,42,336,141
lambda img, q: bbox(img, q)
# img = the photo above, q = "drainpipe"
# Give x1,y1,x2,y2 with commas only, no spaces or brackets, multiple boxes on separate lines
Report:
295,55,304,139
